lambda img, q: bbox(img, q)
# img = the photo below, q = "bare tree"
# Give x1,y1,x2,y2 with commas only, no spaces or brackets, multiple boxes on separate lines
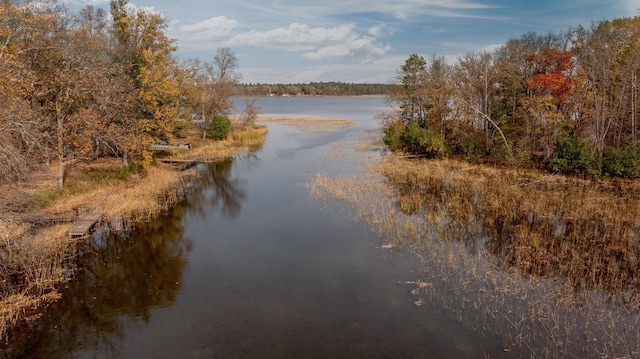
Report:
242,98,260,127
187,48,241,139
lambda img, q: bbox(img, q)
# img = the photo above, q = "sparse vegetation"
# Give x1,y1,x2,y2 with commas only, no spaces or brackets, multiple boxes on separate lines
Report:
308,153,640,358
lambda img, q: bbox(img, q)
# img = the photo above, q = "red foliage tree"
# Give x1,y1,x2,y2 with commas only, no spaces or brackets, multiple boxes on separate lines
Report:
526,48,574,108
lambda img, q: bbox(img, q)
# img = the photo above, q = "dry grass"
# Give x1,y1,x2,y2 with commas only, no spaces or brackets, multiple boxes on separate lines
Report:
257,115,355,133
307,153,640,358
178,124,267,160
0,123,267,340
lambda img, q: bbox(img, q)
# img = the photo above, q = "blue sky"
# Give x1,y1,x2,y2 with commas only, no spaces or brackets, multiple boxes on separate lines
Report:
68,0,637,84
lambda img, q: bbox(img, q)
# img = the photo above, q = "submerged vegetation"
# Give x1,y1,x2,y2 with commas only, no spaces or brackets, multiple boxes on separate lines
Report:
309,154,640,357
355,20,640,356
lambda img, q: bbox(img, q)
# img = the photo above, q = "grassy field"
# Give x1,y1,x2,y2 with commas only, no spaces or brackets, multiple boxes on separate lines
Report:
0,123,267,340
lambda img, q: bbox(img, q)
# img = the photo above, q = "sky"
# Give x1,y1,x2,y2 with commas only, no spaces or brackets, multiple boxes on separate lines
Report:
66,0,638,84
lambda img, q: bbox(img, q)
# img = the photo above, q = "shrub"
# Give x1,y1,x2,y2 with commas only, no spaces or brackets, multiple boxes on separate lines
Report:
208,114,231,140
602,145,640,179
551,136,600,177
382,119,405,151
402,123,446,158
172,121,188,138
461,135,481,158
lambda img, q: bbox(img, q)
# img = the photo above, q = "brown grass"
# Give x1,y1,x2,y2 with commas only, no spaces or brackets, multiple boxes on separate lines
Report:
307,152,640,358
0,123,267,340
257,115,355,133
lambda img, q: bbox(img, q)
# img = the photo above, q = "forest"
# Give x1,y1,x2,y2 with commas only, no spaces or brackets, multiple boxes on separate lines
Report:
236,82,395,96
384,16,640,178
0,0,239,192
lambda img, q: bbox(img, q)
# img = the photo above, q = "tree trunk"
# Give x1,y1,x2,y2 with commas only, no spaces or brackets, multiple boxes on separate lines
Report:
122,146,129,168
56,103,65,191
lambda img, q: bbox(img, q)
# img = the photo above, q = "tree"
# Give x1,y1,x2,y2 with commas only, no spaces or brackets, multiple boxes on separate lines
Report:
392,54,429,127
492,32,568,162
424,55,453,135
0,0,49,184
109,0,182,165
241,97,260,127
186,48,240,139
573,21,627,156
452,52,500,153
524,47,575,161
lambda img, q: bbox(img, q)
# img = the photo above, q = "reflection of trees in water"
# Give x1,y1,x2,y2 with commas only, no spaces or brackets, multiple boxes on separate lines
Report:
386,172,640,357
309,163,640,357
186,158,247,220
4,157,252,358
392,179,640,302
3,202,190,358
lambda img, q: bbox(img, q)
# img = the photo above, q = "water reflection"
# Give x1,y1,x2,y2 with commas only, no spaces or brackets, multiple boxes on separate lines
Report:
393,174,640,301
2,160,247,359
184,159,247,220
2,212,187,358
380,159,640,357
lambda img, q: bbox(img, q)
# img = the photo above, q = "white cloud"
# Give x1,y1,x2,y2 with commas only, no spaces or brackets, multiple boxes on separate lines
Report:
303,37,391,60
368,24,387,37
226,23,355,51
226,23,390,60
177,16,239,41
247,0,499,22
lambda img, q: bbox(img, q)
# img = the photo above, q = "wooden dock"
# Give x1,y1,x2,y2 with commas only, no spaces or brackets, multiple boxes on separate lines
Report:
68,212,103,237
158,158,220,171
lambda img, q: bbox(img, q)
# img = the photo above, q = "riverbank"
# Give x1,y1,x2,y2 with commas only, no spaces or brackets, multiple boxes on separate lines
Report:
0,124,267,341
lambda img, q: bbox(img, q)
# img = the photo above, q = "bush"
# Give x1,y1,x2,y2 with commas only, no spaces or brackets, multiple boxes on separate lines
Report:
172,121,188,138
208,114,231,140
382,119,405,151
461,135,481,158
551,136,600,177
602,145,640,179
402,122,446,158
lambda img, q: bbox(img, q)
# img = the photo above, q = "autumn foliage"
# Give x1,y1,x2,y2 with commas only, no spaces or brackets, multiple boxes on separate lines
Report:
384,17,640,178
0,0,238,190
526,48,574,108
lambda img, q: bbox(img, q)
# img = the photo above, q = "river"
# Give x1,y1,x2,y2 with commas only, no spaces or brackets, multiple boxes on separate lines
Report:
6,96,512,358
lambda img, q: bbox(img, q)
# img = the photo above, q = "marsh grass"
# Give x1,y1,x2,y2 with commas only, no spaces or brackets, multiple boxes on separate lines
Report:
308,155,640,358
179,124,266,160
257,115,356,133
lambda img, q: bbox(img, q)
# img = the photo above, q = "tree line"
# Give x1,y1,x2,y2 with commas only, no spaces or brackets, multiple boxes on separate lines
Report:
237,82,395,96
384,15,640,178
0,0,239,190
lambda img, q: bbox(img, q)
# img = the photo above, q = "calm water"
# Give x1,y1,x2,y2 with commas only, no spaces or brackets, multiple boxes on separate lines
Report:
6,97,511,358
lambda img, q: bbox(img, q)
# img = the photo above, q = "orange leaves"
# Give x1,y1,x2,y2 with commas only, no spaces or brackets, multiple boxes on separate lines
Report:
526,48,574,108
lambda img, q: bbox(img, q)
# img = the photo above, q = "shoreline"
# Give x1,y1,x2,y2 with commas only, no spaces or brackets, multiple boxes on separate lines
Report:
0,125,267,341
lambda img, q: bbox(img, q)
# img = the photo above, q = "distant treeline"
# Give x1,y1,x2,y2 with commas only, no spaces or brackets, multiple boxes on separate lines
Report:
235,82,395,96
